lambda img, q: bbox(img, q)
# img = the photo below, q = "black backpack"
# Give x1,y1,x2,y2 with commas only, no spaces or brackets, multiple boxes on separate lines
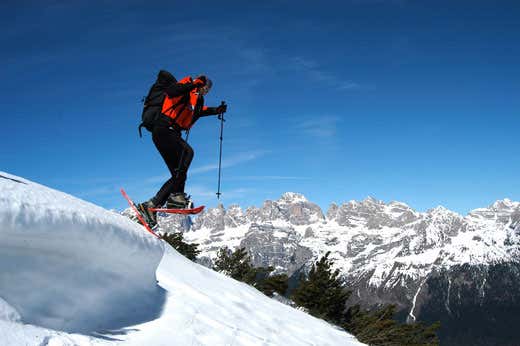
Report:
138,70,177,137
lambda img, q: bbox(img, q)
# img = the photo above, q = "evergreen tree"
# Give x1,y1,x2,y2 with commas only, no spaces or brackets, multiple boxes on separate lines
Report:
213,247,256,284
291,251,351,323
213,247,289,296
257,273,289,297
161,232,200,261
344,304,440,346
291,253,440,345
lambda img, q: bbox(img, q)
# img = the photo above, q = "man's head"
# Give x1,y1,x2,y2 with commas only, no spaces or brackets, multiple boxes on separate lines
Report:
196,75,212,95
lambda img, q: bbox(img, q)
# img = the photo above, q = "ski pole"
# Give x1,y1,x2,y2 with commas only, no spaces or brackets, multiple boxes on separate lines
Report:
216,101,226,199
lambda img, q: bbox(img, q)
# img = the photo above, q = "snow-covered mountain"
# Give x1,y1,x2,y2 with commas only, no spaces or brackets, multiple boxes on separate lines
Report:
161,192,520,345
0,173,364,346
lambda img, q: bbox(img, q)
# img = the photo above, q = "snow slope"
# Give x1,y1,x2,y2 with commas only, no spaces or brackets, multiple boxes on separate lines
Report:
0,173,363,346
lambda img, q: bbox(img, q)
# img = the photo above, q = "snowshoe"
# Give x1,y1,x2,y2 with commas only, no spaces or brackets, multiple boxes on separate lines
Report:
136,200,158,229
121,189,160,238
166,192,194,209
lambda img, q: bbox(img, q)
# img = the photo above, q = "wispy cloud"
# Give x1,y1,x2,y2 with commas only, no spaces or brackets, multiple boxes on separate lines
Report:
142,150,270,185
75,186,117,198
296,116,342,138
145,174,171,184
189,185,253,198
153,25,362,95
235,47,275,75
289,56,361,91
191,150,269,174
186,185,220,198
188,185,256,206
339,81,362,90
227,175,309,181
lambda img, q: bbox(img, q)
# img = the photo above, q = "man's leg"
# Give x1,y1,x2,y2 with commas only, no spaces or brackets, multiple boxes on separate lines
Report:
150,127,186,206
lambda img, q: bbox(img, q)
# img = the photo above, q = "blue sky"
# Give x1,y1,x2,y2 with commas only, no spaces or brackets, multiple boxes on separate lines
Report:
1,0,519,214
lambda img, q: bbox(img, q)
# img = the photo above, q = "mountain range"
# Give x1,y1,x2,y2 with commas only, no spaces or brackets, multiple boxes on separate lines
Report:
146,193,520,346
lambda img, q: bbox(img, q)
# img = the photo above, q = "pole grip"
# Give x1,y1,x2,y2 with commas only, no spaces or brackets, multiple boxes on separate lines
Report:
218,101,226,120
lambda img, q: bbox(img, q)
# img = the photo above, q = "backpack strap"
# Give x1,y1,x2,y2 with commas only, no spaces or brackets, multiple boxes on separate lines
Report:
138,93,188,137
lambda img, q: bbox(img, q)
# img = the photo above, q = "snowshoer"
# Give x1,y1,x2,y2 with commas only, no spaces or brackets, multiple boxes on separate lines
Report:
137,70,227,228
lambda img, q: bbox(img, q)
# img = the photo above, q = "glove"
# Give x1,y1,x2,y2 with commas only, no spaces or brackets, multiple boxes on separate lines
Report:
215,104,227,114
193,75,207,87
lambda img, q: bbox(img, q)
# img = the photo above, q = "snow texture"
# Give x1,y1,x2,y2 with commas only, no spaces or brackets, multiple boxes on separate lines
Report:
0,172,364,346
0,172,165,333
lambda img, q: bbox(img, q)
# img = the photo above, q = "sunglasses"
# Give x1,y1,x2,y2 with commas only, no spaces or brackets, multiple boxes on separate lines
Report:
199,84,211,95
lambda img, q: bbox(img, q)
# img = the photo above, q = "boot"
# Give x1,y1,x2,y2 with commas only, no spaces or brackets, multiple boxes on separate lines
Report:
166,192,193,209
137,200,158,229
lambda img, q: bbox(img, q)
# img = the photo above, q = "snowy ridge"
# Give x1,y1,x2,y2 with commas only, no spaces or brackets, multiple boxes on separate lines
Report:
0,173,364,346
0,172,164,333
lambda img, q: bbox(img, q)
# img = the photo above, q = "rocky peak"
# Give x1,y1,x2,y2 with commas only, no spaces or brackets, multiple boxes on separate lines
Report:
331,197,419,229
279,192,308,204
362,196,383,205
228,204,242,211
189,193,325,231
468,199,520,224
387,200,411,209
261,193,324,225
326,202,339,220
191,204,226,231
488,198,518,211
427,206,461,220
258,200,286,221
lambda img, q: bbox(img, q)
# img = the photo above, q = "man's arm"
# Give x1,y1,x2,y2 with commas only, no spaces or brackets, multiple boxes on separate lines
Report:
199,104,227,117
165,82,197,98
198,106,219,117
165,77,207,98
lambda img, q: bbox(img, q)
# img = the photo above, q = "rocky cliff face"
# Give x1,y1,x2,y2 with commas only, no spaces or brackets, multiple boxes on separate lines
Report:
174,193,325,275
128,194,520,345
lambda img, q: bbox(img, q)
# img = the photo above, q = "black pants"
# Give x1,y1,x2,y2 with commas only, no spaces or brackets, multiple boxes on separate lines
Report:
151,126,194,207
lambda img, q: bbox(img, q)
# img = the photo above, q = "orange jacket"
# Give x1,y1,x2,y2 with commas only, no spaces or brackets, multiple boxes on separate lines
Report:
161,76,210,130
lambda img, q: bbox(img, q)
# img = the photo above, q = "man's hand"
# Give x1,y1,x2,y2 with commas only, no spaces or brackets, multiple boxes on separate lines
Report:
215,104,227,114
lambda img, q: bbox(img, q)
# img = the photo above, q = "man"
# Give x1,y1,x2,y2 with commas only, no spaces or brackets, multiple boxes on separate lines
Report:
137,70,227,228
